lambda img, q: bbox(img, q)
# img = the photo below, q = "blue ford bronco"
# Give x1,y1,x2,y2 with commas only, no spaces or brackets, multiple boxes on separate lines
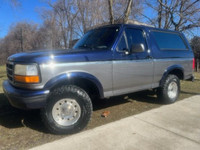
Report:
3,24,194,134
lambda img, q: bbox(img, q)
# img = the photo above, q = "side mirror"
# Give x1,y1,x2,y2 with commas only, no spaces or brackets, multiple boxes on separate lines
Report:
131,44,145,53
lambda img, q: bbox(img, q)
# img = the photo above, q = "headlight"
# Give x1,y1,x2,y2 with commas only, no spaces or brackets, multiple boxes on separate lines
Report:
14,64,40,83
14,64,38,76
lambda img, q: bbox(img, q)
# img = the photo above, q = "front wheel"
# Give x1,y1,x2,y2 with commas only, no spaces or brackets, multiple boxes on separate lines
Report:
157,75,180,104
41,85,92,134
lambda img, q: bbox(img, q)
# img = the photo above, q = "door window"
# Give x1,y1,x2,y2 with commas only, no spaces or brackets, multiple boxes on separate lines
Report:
125,28,147,52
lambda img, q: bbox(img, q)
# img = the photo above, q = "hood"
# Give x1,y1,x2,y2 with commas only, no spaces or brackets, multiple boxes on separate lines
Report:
7,49,112,64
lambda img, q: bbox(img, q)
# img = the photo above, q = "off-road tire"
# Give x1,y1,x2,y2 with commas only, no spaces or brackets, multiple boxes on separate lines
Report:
41,85,92,134
157,74,180,104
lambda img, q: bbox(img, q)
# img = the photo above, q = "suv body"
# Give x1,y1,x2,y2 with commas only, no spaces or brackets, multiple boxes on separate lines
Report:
3,24,194,134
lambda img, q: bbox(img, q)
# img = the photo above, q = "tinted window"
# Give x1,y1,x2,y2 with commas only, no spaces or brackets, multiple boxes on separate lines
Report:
152,31,188,50
73,26,120,50
125,28,147,51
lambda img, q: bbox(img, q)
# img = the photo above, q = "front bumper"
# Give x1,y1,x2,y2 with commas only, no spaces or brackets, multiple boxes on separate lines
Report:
3,80,49,109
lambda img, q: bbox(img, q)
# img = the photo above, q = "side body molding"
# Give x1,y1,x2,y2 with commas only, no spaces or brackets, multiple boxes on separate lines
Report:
160,65,184,86
44,72,104,98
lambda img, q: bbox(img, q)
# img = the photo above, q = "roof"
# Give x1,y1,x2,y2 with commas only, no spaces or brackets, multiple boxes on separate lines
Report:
86,20,181,34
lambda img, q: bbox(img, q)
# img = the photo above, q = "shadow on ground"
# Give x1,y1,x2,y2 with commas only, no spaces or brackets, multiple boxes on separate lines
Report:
180,91,200,95
0,93,48,133
0,90,159,133
93,90,159,110
194,78,200,82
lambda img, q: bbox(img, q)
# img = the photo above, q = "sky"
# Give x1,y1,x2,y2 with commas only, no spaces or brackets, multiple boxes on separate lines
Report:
0,0,199,39
0,0,49,38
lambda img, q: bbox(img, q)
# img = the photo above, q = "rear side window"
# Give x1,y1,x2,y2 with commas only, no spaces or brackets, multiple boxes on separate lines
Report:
152,31,188,50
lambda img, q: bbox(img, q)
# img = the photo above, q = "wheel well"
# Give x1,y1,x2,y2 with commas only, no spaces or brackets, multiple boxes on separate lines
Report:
50,78,101,100
73,78,101,100
168,69,184,80
160,68,184,87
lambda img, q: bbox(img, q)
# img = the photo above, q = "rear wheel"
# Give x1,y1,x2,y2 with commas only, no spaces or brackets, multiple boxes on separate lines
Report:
157,75,180,104
41,85,92,134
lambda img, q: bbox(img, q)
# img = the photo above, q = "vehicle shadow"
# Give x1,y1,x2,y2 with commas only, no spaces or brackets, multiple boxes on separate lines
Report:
180,90,200,95
194,78,200,82
0,93,48,133
0,90,159,133
93,90,160,110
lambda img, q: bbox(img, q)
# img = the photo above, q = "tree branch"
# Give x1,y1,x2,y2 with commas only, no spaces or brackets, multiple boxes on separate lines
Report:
108,0,114,24
123,0,133,23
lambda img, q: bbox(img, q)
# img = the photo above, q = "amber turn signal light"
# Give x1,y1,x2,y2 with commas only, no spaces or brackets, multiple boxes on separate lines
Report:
14,75,40,83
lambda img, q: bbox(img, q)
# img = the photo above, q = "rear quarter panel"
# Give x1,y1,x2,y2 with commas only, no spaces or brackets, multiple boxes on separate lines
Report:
147,28,194,87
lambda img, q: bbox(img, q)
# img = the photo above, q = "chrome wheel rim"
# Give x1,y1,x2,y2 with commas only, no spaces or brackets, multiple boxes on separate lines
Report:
167,81,178,99
52,98,81,126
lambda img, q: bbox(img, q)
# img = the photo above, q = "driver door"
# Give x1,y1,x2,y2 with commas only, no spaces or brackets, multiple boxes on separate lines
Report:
113,27,154,96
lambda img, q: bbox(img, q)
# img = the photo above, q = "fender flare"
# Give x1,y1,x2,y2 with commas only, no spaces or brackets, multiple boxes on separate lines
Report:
44,72,104,98
159,65,184,86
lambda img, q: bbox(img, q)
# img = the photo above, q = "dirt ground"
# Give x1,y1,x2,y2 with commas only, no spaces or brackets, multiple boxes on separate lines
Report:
0,65,200,150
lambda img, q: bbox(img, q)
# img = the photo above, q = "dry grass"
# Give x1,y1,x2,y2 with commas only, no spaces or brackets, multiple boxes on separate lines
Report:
180,72,200,99
0,65,6,93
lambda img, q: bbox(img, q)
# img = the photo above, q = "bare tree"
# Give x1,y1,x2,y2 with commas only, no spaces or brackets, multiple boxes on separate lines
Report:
76,0,90,33
144,0,200,32
40,0,143,49
44,0,80,48
107,0,142,24
108,0,114,24
0,22,39,64
75,0,106,34
9,22,38,52
123,0,133,23
47,0,69,49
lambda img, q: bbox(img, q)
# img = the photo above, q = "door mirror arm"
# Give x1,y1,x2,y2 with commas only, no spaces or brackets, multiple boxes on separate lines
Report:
118,48,131,55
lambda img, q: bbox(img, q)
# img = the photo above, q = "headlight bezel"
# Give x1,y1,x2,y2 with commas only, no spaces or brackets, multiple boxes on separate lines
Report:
13,63,41,84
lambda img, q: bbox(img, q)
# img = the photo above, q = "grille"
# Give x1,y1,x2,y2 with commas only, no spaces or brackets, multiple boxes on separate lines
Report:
6,62,14,83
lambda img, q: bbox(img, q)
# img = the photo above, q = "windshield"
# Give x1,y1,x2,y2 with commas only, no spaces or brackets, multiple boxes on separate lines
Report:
73,26,120,50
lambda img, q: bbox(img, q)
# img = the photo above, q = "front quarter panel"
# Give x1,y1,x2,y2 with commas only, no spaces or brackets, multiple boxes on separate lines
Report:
39,61,113,98
43,72,104,98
